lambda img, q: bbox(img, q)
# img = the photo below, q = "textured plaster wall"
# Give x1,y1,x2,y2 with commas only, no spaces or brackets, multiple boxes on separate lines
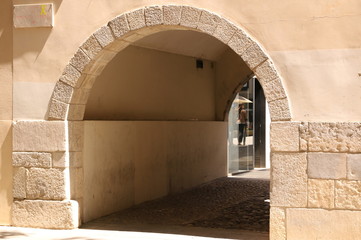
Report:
85,45,216,121
83,121,227,222
0,122,12,225
0,0,13,224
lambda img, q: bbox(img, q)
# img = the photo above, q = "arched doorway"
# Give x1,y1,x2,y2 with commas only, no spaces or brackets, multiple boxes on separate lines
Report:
11,5,291,232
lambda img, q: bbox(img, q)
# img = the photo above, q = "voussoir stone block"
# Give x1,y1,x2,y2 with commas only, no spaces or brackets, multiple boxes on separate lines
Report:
347,154,361,180
80,35,102,60
241,43,268,70
108,14,130,39
271,152,307,207
287,208,361,240
263,78,286,102
213,18,237,44
307,122,361,153
26,168,67,200
93,26,115,48
59,64,81,88
126,8,146,31
48,99,68,120
12,200,79,229
13,121,66,152
180,6,201,28
308,152,346,179
228,29,253,56
308,179,335,208
270,121,300,152
270,207,286,240
163,5,182,25
13,152,52,168
197,10,221,35
254,60,279,84
52,81,73,103
145,6,163,26
268,98,291,121
69,48,91,73
13,167,27,199
335,180,361,209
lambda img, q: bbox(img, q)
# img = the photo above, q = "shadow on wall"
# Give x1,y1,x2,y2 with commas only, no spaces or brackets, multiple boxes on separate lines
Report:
0,0,13,65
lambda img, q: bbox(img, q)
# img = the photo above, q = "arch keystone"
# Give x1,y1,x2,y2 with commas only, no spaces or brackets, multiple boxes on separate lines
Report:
163,5,182,25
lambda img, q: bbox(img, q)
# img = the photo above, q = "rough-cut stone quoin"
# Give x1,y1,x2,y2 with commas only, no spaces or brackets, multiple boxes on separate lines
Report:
12,200,78,229
303,122,361,153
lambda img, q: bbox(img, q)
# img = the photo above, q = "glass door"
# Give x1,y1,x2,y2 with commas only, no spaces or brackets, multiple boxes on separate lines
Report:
228,78,254,174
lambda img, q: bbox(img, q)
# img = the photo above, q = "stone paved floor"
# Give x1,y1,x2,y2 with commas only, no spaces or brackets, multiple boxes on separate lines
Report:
82,169,270,239
0,169,270,240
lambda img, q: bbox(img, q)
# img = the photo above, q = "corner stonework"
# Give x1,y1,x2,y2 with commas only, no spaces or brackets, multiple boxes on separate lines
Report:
12,120,83,229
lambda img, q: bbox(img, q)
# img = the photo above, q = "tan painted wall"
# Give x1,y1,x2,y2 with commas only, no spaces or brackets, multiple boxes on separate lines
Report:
83,120,227,222
85,45,216,121
0,0,13,225
9,0,361,121
0,121,12,225
0,0,12,120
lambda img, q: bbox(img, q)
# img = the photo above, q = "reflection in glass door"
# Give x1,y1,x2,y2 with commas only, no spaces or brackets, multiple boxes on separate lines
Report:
228,77,266,174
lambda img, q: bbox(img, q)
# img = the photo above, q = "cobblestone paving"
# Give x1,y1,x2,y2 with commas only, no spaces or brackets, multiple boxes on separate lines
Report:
83,175,270,235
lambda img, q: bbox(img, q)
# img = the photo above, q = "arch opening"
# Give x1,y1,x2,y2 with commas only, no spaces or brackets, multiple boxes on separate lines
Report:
12,5,291,234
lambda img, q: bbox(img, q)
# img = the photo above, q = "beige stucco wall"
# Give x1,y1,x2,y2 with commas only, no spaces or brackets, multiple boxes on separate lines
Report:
85,45,216,121
10,0,361,121
0,0,13,225
83,120,227,222
3,0,361,233
0,121,12,225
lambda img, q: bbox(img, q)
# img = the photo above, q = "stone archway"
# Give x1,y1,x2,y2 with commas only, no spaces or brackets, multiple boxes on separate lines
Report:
12,4,293,234
46,5,290,122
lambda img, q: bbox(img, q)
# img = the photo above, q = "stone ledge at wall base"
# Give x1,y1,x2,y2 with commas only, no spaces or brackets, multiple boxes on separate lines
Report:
12,200,79,229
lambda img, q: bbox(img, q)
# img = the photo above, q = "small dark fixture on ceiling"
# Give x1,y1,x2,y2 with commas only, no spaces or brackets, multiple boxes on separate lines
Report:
196,59,203,69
